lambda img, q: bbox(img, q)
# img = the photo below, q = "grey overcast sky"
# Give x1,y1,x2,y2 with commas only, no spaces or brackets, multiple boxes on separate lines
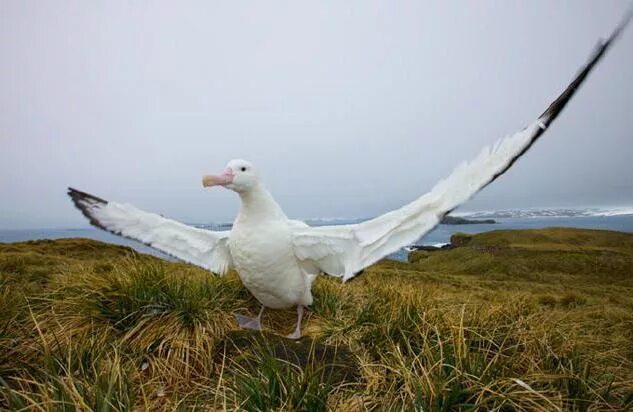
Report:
1,1,632,229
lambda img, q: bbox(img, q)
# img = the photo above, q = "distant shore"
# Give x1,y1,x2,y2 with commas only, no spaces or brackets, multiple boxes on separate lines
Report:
3,214,633,263
440,215,496,225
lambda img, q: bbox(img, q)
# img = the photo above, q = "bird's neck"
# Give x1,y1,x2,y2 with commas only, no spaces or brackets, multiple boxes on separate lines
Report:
236,184,287,224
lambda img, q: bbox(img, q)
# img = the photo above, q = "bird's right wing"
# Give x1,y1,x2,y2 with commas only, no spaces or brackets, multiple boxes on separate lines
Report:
292,9,632,281
68,188,233,274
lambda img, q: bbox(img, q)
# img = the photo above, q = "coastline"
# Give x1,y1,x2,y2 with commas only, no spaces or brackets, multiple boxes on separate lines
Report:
3,214,633,262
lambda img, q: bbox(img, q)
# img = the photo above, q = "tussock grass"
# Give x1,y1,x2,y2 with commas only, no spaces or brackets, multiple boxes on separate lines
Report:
1,228,632,410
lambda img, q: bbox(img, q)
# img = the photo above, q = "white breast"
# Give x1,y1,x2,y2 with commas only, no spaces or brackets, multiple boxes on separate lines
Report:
228,220,313,309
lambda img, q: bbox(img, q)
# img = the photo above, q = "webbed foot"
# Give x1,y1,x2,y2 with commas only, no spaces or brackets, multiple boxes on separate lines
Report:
234,313,262,331
286,329,302,340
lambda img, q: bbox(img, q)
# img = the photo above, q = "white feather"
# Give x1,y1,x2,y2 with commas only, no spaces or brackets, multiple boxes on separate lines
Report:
88,201,233,274
291,121,542,281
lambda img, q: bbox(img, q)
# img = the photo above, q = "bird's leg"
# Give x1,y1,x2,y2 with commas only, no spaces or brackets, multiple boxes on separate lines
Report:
286,305,304,340
234,305,264,331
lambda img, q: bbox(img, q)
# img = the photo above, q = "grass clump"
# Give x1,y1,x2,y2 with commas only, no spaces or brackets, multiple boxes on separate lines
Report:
220,331,357,411
2,345,138,411
1,228,632,410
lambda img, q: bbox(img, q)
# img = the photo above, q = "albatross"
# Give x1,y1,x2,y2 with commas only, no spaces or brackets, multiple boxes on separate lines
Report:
68,14,631,339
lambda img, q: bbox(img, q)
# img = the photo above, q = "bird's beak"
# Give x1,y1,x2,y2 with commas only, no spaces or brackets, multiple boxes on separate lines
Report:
202,169,234,187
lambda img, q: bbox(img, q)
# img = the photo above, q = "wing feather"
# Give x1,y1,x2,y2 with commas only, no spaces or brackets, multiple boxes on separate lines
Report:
67,188,233,274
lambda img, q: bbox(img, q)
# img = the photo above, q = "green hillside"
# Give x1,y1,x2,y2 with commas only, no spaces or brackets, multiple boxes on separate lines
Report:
1,228,632,410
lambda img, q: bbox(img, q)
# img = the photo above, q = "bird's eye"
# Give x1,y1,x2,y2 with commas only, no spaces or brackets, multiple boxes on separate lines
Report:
240,167,247,172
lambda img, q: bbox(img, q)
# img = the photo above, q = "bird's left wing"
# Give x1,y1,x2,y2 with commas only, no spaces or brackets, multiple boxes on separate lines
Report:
292,11,631,281
68,188,233,274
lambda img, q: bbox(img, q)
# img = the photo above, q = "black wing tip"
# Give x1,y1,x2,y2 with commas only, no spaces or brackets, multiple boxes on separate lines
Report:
67,187,109,230
611,4,633,43
67,187,107,205
539,7,632,126
485,7,631,189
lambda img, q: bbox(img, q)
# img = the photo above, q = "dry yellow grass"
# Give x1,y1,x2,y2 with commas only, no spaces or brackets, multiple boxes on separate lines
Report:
1,228,632,410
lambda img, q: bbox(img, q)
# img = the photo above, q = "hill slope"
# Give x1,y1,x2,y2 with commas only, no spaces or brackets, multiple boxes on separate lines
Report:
1,228,632,410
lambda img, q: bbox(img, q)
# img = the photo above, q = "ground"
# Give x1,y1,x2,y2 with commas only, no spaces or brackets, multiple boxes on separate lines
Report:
1,227,632,410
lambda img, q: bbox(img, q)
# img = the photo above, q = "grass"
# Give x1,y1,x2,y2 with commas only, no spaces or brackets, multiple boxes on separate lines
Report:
0,227,632,410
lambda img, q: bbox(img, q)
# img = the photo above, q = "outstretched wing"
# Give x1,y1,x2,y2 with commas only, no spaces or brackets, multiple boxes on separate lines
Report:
68,188,233,274
292,12,631,281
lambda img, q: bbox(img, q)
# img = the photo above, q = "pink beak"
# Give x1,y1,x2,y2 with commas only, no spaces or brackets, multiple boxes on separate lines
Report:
202,168,234,187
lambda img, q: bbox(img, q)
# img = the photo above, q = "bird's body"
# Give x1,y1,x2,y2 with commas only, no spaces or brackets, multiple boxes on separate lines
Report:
229,186,313,309
66,13,631,338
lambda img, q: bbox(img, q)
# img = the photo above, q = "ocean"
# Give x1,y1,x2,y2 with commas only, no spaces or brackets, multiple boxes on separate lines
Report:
2,211,633,262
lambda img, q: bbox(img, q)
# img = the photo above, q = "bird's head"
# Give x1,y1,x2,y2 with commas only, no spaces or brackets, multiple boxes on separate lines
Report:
202,159,260,193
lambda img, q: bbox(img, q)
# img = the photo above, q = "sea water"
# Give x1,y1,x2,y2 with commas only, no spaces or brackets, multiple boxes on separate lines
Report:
2,215,633,262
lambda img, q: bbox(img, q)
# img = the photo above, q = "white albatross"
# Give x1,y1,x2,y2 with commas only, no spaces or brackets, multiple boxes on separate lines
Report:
68,13,631,339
